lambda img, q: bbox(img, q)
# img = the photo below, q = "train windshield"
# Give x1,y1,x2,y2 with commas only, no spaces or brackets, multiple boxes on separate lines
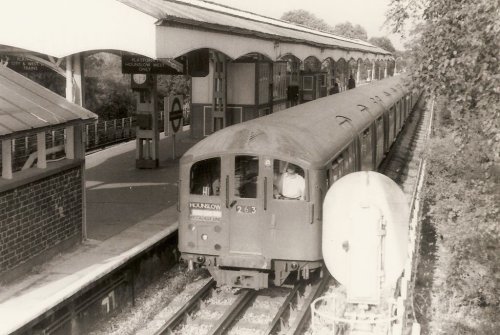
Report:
234,155,259,198
190,157,221,196
273,160,306,200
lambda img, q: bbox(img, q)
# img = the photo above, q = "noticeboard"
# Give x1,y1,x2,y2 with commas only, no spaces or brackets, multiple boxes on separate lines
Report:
122,54,183,75
1,55,51,73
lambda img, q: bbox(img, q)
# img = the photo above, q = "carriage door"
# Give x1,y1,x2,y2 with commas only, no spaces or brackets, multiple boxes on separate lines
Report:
267,160,312,259
228,155,263,254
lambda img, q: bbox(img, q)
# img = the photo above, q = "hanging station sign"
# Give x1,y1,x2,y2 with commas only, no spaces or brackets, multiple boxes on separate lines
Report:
121,54,184,75
1,55,51,73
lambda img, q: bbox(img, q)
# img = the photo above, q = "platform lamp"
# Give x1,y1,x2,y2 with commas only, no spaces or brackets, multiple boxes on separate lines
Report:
131,73,160,168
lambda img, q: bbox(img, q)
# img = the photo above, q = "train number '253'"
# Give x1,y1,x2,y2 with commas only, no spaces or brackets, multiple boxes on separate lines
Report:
235,205,257,214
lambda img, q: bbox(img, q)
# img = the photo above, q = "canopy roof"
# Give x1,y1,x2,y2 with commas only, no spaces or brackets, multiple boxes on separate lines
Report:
0,0,391,62
182,75,407,168
0,66,97,139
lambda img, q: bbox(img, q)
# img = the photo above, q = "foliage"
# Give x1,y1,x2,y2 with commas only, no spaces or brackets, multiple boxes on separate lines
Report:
280,9,330,31
84,53,135,120
84,76,135,120
368,36,396,53
387,0,500,333
332,22,368,41
280,10,368,41
22,71,66,97
84,53,190,120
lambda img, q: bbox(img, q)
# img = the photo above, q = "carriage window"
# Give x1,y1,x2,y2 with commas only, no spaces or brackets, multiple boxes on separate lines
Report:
361,127,373,171
343,151,350,172
343,145,355,173
330,158,344,183
273,160,306,200
190,158,221,196
235,156,259,198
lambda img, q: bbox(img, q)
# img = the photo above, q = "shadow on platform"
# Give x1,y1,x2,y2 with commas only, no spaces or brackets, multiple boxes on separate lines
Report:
85,129,197,240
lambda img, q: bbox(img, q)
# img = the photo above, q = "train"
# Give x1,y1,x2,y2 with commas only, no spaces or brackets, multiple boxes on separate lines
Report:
178,75,420,289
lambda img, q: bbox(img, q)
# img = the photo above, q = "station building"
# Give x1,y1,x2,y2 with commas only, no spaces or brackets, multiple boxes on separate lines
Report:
0,66,96,282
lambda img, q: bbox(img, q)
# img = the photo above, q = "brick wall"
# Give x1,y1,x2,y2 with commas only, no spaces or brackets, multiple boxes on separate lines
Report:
0,166,83,274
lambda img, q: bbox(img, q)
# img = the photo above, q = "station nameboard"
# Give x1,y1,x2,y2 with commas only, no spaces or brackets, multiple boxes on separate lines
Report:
1,55,50,73
121,55,183,75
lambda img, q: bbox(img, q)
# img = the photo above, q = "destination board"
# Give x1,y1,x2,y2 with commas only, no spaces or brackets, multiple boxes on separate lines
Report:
189,202,222,222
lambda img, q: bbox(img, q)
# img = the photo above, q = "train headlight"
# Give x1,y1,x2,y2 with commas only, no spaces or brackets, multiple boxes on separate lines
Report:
197,256,206,264
201,234,208,241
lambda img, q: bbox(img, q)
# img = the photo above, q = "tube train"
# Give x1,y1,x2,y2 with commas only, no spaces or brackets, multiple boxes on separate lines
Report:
178,75,419,289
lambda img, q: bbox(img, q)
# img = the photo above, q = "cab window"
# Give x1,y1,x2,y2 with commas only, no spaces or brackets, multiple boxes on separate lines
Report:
190,158,221,196
273,160,306,200
234,155,259,198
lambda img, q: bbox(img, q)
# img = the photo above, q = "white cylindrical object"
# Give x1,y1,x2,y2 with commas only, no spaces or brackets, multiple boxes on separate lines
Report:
323,172,410,303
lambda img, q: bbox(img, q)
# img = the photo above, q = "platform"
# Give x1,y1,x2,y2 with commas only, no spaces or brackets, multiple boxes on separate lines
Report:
0,128,197,335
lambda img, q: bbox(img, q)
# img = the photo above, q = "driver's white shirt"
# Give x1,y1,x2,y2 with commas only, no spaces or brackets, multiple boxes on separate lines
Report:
281,172,305,199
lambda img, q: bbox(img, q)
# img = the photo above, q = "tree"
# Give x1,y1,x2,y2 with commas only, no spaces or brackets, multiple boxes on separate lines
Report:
387,0,499,334
84,53,135,120
368,36,396,53
332,22,368,41
281,9,330,31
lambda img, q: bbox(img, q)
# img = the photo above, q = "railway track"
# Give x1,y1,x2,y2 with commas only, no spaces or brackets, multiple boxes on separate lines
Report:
109,98,432,335
379,96,431,196
309,97,433,334
137,271,330,335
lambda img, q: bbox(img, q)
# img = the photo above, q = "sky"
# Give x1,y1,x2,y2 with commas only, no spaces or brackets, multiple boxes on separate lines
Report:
208,0,406,50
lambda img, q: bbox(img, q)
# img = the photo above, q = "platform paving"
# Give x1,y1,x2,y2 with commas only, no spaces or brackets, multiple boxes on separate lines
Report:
0,128,198,335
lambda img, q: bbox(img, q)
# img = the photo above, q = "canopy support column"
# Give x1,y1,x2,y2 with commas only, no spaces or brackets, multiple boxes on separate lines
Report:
65,54,84,106
211,51,227,133
1,139,12,179
356,60,361,84
37,132,46,169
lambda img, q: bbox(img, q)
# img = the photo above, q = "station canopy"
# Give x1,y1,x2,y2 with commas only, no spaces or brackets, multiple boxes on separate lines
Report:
0,0,391,62
0,66,97,140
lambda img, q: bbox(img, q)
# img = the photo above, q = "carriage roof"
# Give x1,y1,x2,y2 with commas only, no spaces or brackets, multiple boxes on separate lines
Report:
182,76,409,169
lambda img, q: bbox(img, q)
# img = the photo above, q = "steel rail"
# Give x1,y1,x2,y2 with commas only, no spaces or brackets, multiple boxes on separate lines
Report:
207,289,257,335
154,278,216,335
264,282,305,334
289,270,331,335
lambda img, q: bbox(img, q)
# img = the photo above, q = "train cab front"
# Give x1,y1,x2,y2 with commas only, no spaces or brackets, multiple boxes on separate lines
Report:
178,154,322,289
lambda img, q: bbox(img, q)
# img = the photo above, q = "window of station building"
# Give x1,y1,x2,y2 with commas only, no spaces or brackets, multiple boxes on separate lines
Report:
273,62,287,101
190,157,221,196
287,61,300,86
273,160,306,200
303,76,314,91
319,74,327,87
258,63,271,104
234,155,259,198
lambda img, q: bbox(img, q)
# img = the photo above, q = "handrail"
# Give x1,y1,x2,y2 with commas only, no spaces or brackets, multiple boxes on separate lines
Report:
22,145,65,170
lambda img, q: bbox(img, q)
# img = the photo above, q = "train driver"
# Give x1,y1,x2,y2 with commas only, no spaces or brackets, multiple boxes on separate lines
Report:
276,163,305,200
